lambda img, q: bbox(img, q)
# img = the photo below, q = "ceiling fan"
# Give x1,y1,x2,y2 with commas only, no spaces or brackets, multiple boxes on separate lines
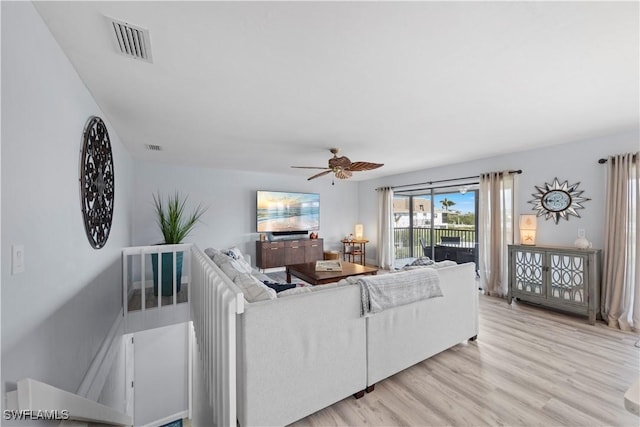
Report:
291,148,384,181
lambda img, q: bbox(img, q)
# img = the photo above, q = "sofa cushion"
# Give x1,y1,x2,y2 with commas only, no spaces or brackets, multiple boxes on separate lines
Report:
234,273,277,302
204,247,220,259
220,261,241,281
212,252,231,268
278,286,313,297
208,247,253,275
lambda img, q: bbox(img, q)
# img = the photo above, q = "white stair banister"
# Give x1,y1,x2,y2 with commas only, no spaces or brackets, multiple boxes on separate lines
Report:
190,246,244,427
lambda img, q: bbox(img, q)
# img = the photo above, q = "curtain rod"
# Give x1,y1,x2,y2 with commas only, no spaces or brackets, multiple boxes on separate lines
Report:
598,153,637,164
381,169,522,191
395,181,480,195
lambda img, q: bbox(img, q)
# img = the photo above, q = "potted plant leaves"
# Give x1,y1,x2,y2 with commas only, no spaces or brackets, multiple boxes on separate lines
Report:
152,192,207,296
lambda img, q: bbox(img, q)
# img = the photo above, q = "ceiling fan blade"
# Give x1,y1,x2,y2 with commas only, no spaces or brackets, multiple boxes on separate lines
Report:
307,170,333,180
291,166,331,170
335,169,353,179
346,161,384,172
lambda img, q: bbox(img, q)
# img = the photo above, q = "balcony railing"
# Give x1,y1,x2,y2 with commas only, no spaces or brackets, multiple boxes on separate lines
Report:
394,227,476,259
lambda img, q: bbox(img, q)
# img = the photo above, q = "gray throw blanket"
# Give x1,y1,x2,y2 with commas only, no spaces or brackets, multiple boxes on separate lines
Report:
359,268,443,316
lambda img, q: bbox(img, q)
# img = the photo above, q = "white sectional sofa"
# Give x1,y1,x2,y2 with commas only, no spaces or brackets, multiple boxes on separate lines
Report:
205,247,478,427
366,263,478,387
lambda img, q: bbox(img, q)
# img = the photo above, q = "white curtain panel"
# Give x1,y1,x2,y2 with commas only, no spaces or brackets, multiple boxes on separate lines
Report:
602,152,639,331
478,171,515,297
377,187,395,270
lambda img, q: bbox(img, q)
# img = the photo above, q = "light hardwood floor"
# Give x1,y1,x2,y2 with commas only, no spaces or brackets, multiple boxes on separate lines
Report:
290,294,640,427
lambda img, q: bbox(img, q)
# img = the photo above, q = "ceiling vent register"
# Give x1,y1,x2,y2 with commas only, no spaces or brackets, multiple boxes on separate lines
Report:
108,17,153,63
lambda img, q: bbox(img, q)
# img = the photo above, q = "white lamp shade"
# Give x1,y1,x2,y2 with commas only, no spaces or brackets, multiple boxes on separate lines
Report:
519,214,537,245
519,214,537,230
354,224,364,240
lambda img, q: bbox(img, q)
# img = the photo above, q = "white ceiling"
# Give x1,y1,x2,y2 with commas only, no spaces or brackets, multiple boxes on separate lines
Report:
34,1,639,181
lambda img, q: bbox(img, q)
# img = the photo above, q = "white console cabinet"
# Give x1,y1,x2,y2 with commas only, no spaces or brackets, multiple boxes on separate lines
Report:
508,244,601,324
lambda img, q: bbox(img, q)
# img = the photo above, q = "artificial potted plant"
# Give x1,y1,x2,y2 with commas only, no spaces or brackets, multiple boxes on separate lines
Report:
152,192,207,296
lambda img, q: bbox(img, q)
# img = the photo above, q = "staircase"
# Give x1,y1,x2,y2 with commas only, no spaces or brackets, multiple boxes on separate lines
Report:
6,244,241,426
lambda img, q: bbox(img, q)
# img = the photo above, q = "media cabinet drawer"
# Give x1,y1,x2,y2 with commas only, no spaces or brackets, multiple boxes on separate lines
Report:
256,239,323,269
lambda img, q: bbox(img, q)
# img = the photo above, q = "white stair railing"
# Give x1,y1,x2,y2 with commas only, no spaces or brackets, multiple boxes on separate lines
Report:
5,378,132,426
122,244,192,314
122,244,192,333
190,246,244,427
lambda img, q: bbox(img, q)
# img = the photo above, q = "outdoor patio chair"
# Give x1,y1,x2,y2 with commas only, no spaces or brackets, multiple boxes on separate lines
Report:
440,236,461,244
419,238,430,257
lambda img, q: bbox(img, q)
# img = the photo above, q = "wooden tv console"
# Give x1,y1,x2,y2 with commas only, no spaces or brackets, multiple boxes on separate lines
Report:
256,238,323,269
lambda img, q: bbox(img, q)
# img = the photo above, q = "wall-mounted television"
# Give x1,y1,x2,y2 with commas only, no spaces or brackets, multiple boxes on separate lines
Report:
257,190,320,234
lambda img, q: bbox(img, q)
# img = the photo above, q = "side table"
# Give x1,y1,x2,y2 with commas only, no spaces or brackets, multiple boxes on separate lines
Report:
341,239,368,265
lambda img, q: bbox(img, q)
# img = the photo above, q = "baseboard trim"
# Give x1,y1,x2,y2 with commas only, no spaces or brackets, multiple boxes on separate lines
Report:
76,309,124,401
139,410,189,427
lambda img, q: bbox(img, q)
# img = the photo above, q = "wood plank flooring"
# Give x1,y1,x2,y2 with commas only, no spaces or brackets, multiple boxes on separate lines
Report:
290,294,640,427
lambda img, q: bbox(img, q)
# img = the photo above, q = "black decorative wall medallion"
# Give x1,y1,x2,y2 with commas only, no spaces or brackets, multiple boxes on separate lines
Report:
80,116,115,249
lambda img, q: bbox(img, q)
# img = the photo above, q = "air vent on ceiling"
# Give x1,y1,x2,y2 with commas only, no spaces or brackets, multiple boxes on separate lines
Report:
145,144,162,151
108,17,153,63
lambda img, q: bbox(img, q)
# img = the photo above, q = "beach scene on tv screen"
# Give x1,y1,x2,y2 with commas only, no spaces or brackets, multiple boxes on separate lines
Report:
257,192,320,232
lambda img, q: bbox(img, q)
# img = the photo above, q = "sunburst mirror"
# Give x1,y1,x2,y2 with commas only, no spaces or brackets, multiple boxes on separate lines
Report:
529,178,590,224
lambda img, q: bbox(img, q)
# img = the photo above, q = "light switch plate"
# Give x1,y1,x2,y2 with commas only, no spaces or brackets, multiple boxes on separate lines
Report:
578,229,586,238
12,244,25,274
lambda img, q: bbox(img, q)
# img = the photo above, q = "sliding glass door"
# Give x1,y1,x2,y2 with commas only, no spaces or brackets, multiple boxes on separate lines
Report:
392,194,433,259
393,185,478,268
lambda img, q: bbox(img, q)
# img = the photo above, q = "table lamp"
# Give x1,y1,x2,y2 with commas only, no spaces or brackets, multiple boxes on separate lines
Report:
354,224,364,240
519,214,537,246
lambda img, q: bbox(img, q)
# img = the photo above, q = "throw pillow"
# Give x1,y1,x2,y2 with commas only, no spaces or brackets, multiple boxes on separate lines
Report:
229,255,253,274
225,246,243,260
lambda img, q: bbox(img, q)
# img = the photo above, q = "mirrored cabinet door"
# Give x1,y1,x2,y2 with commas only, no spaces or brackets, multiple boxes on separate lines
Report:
547,253,589,306
508,244,601,324
512,248,545,298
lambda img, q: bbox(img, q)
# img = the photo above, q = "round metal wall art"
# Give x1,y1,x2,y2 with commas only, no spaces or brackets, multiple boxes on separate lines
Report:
529,178,590,224
80,116,115,249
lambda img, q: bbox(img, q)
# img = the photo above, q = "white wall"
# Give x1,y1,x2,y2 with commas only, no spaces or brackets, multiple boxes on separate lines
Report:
134,323,189,426
359,129,639,261
98,335,128,415
1,0,133,405
132,161,360,261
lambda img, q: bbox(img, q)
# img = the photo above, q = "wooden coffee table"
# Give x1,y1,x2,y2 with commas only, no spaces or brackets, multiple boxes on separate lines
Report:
286,261,378,285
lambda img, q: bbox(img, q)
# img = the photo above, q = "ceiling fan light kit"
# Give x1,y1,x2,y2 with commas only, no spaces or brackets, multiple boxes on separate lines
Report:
291,148,383,181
